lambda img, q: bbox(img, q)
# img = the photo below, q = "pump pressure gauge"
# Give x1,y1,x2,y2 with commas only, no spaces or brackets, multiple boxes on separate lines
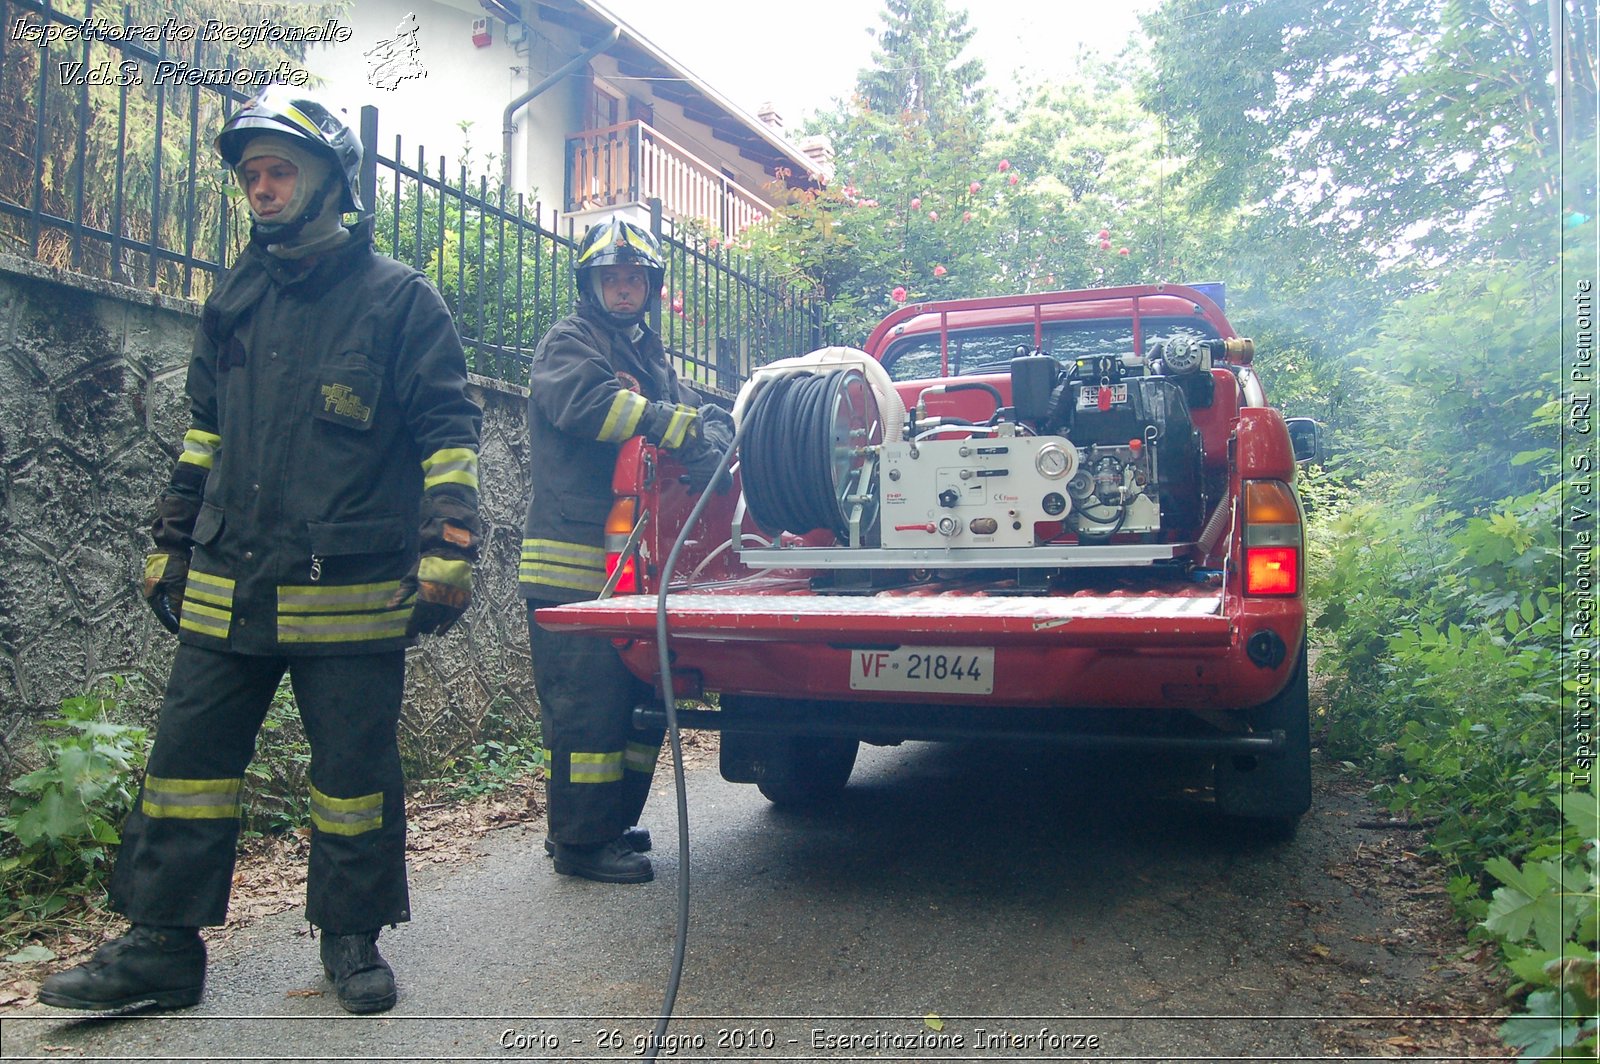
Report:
1035,441,1076,480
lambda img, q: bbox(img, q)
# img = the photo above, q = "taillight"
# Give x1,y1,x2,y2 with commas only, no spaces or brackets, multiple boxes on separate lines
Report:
1243,480,1301,596
604,497,640,594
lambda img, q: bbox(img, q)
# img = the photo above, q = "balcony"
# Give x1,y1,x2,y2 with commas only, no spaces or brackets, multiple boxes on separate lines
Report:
565,121,772,237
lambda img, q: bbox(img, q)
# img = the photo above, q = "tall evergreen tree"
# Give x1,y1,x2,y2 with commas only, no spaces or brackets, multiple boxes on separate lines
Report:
857,0,979,139
851,0,989,153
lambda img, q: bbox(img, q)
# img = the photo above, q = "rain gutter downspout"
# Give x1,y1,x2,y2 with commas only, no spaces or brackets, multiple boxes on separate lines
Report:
502,22,622,189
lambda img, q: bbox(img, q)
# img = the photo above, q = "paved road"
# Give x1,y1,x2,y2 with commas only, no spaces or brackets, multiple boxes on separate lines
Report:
1,741,1498,1062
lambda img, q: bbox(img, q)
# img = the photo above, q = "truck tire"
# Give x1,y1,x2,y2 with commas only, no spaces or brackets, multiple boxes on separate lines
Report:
755,735,859,807
718,699,860,806
1213,644,1312,834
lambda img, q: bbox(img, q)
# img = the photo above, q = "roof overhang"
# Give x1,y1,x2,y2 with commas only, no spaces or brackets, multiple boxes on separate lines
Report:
527,0,825,187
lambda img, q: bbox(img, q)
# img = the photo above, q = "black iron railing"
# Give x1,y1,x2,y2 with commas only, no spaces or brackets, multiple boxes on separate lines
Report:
0,0,250,292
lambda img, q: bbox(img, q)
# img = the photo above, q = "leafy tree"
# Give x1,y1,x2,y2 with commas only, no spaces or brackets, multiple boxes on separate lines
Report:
990,57,1215,293
1334,255,1563,512
753,0,993,340
1140,0,1595,267
753,28,1197,344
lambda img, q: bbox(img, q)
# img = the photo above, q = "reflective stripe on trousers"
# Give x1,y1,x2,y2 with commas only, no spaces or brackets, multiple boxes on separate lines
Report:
528,601,662,846
519,539,607,595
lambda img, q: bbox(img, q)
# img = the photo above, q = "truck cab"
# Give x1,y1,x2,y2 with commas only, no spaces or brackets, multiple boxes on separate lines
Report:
538,283,1312,831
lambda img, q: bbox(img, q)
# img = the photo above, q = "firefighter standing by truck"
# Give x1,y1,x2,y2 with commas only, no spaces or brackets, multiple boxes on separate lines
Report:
520,218,731,884
38,89,483,1015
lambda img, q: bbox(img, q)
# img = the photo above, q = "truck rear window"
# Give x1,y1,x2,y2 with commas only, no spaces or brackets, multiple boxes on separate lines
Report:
880,316,1221,381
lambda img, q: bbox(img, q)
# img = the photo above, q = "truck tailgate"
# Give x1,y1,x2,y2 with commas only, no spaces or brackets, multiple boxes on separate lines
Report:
536,585,1231,648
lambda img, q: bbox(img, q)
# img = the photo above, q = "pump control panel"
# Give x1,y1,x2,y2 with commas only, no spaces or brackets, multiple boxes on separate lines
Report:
879,434,1080,548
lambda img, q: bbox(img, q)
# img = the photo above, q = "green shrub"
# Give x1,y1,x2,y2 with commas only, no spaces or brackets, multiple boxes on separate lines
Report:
1312,483,1564,883
242,680,312,838
1482,783,1598,1061
0,681,147,942
417,697,544,801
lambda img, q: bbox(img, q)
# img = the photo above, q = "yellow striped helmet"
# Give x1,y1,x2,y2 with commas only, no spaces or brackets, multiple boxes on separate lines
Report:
575,217,665,326
216,88,364,212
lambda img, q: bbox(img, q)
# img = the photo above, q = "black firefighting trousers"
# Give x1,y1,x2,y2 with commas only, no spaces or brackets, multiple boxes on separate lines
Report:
527,602,662,846
109,644,410,933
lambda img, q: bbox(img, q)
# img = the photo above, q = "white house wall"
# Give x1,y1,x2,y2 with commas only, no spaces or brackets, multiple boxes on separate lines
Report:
303,1,788,225
305,0,574,216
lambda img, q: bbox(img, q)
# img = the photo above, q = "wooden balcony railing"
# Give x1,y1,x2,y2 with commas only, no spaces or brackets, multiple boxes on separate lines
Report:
566,121,771,236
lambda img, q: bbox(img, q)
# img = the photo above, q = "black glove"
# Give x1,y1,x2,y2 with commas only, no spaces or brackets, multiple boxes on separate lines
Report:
678,444,730,494
142,550,188,634
638,400,701,451
393,555,473,636
678,409,735,494
700,404,735,451
143,491,200,635
389,492,482,637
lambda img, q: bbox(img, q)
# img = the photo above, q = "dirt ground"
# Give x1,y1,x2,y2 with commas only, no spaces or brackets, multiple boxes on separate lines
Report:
1296,768,1512,1059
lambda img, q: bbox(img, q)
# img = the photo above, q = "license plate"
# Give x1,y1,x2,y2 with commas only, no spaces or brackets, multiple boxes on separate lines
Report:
1077,383,1128,408
849,646,995,694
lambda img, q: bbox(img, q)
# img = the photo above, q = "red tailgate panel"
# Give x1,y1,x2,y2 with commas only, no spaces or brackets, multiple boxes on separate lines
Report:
537,590,1231,647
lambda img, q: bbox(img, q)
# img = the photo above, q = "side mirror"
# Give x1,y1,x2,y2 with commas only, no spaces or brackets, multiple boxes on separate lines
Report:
1285,417,1324,465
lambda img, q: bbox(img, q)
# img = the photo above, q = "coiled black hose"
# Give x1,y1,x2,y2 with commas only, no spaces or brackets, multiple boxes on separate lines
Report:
740,370,859,540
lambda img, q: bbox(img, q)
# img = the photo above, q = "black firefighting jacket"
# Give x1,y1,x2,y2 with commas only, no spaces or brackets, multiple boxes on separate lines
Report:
166,218,482,655
519,303,699,602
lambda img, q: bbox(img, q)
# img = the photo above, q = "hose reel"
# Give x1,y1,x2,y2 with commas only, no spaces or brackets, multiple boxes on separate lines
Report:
738,367,883,543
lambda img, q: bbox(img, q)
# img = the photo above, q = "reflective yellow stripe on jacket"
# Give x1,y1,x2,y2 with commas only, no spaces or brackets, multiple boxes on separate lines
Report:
421,447,479,493
278,580,410,644
657,404,697,450
519,538,606,594
178,428,221,470
179,569,235,640
597,389,647,443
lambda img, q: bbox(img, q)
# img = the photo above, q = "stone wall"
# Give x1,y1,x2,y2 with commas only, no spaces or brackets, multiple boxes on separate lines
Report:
0,255,537,771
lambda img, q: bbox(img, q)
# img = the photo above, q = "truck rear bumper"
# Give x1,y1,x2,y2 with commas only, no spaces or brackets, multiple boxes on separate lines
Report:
537,587,1304,711
632,701,1290,756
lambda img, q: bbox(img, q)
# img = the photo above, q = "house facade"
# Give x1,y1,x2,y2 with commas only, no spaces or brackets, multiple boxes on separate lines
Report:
307,0,824,236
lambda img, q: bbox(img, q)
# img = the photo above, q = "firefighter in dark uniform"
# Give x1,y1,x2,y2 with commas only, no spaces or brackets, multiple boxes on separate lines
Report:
521,218,731,883
39,89,482,1015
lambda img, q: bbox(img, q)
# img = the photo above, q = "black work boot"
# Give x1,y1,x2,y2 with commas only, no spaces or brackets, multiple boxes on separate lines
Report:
544,825,651,858
320,930,396,1014
37,925,205,1011
552,836,654,883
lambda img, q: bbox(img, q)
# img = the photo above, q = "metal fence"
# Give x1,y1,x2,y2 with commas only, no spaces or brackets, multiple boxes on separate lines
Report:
0,0,244,294
0,0,824,394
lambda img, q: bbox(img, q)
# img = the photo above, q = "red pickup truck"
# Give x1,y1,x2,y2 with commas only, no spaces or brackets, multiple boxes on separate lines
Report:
538,283,1312,830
